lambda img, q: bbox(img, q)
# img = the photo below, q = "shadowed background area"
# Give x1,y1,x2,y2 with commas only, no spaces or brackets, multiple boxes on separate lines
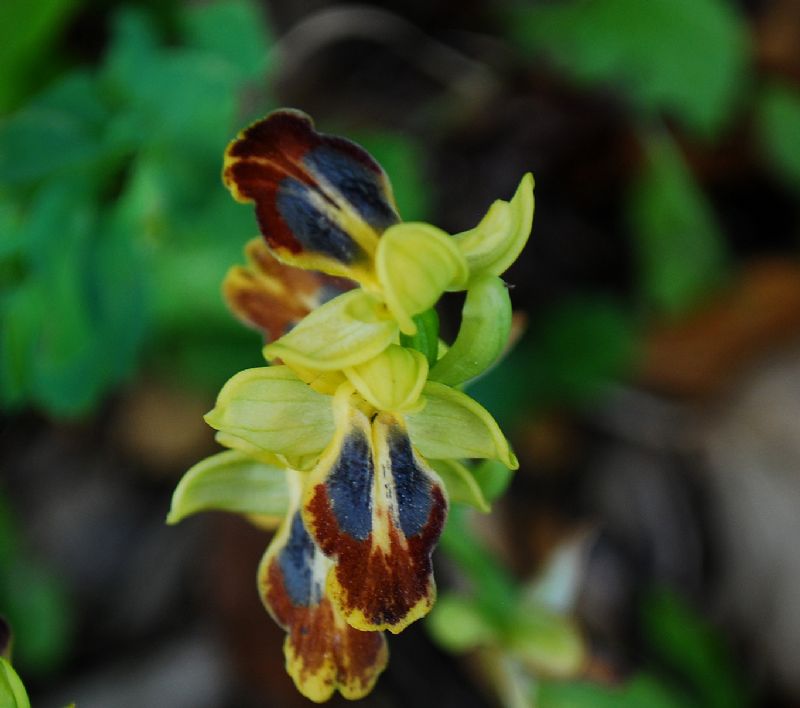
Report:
2,0,800,706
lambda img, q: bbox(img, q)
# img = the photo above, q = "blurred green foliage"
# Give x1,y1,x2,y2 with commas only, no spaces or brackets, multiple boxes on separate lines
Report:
506,0,789,323
429,507,585,681
538,673,690,708
538,588,750,708
0,0,276,415
0,0,83,112
509,0,748,137
757,82,800,193
0,0,435,417
641,589,749,708
469,296,637,429
0,492,72,676
629,133,729,316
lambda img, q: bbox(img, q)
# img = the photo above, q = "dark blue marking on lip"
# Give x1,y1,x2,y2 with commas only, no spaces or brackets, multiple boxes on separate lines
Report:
276,177,366,264
278,511,321,606
304,146,399,232
387,425,433,538
326,427,374,541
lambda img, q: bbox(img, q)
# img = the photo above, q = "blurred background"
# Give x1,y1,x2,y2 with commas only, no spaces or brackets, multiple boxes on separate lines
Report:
2,0,800,705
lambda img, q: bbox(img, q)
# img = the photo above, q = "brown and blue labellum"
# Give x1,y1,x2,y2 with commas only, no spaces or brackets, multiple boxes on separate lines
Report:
260,506,388,702
223,238,353,343
303,408,447,633
223,110,400,282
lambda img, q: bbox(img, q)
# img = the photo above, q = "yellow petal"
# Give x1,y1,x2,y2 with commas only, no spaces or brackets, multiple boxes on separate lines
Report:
344,345,428,412
375,222,468,335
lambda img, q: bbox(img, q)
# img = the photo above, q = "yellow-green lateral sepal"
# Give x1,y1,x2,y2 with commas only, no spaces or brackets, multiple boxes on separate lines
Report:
167,450,290,524
215,431,319,472
263,289,398,370
205,366,335,458
376,222,468,335
453,173,534,278
344,345,428,412
430,274,512,386
0,658,30,708
406,382,518,468
429,459,490,513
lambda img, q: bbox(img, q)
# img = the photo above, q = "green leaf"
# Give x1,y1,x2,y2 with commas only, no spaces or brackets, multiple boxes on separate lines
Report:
0,559,72,675
90,213,149,387
537,296,637,402
205,366,336,458
0,72,110,186
102,7,159,107
406,381,517,468
399,308,440,368
0,657,30,708
430,274,512,386
471,459,514,503
629,133,729,315
510,0,748,136
263,290,398,371
427,593,496,652
102,7,241,153
168,450,290,524
642,589,748,708
0,0,82,112
757,82,800,192
505,602,585,677
180,0,273,82
430,459,490,513
538,674,691,708
439,508,518,623
9,180,113,416
0,285,38,409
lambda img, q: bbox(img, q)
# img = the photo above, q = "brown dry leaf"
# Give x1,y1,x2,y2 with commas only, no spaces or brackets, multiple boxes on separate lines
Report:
756,0,800,81
640,259,800,398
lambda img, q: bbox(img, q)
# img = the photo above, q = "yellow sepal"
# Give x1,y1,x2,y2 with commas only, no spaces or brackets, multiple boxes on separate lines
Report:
264,290,398,371
453,173,534,278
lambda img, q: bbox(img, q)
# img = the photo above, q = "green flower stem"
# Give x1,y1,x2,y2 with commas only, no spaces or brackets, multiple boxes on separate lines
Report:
399,308,440,367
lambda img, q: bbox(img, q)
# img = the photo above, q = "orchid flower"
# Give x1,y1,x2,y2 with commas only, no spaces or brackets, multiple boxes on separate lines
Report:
169,110,534,702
